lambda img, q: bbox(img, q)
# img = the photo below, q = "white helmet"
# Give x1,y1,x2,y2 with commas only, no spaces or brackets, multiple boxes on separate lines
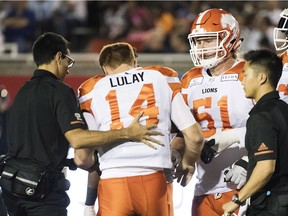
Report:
188,8,241,69
274,8,288,51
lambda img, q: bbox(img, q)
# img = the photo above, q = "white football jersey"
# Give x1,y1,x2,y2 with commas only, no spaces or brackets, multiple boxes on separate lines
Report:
278,52,288,103
181,61,254,195
78,66,187,178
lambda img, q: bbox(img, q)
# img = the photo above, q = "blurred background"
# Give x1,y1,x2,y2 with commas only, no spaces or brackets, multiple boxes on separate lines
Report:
0,1,287,215
0,0,286,103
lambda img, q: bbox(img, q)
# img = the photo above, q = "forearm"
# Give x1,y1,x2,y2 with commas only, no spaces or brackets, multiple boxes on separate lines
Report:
66,128,129,149
238,160,275,203
182,123,204,165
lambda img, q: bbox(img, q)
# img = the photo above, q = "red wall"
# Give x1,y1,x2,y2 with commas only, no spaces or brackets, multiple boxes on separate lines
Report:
0,75,92,106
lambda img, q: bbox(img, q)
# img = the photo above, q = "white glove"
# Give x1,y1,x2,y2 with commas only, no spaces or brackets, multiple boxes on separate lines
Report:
224,157,248,189
84,205,95,216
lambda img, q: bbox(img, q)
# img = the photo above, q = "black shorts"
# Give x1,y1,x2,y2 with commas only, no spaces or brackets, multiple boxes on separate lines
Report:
2,190,70,216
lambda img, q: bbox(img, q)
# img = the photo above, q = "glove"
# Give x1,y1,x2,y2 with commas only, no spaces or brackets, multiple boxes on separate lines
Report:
224,158,248,189
200,139,217,164
84,205,95,216
164,150,182,183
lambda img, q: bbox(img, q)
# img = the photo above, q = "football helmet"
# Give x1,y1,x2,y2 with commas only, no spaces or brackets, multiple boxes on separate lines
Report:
188,8,240,69
274,8,288,51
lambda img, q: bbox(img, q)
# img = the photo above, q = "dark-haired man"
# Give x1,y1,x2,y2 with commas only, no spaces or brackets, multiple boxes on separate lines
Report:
0,32,162,216
223,49,288,216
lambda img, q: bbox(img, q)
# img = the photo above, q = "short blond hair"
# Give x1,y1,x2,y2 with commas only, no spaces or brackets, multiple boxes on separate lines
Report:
99,42,136,69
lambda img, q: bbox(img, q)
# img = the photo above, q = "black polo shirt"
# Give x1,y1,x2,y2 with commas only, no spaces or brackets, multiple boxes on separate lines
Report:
245,91,288,193
7,69,87,172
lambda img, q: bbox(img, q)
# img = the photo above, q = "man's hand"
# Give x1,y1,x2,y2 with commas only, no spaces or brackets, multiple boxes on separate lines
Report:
175,161,195,187
127,112,164,150
200,139,217,164
222,201,239,216
224,158,248,189
163,150,182,183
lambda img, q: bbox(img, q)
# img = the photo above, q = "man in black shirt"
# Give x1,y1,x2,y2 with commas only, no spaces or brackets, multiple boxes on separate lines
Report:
222,49,288,216
1,32,163,216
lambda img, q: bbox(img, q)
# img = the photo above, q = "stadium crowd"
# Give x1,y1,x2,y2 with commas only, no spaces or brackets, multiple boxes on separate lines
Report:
0,0,286,53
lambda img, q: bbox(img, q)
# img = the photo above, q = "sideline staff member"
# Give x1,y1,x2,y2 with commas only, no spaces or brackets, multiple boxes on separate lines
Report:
1,32,162,216
222,49,288,215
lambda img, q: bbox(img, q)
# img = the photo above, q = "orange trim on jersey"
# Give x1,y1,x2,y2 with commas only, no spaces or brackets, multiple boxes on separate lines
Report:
78,74,105,114
78,74,105,97
279,52,288,63
254,150,274,156
80,99,93,114
141,65,180,99
224,61,245,81
182,94,188,105
142,65,178,77
278,84,288,96
169,83,181,98
181,67,203,88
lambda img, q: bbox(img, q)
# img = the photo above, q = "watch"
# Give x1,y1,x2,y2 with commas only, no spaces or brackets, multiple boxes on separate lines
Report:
232,194,245,206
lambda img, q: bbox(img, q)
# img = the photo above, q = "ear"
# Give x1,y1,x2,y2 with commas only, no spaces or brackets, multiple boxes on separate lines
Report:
101,66,108,75
258,72,267,85
55,52,62,66
134,59,139,67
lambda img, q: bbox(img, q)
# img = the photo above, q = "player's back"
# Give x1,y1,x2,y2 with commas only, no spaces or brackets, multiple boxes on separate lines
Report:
78,67,178,175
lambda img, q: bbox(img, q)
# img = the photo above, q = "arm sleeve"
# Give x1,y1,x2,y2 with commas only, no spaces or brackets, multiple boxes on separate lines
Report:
249,113,277,162
171,92,196,131
56,87,87,133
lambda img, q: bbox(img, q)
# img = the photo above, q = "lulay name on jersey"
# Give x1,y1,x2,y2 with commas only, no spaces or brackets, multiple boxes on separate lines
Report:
110,71,144,87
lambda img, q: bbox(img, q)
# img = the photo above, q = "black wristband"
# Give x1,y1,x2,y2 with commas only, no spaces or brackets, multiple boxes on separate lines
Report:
232,194,245,206
235,158,248,170
85,187,97,205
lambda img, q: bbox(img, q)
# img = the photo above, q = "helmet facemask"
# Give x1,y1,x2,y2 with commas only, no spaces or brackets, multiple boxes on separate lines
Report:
188,30,229,69
274,8,288,51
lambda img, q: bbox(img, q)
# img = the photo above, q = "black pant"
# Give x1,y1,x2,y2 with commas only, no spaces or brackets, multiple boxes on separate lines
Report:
2,190,70,216
0,189,7,216
247,193,288,216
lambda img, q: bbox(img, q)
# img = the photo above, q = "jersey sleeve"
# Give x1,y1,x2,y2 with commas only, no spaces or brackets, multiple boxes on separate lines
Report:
78,74,105,115
248,113,277,162
171,92,196,131
180,67,202,104
55,86,87,133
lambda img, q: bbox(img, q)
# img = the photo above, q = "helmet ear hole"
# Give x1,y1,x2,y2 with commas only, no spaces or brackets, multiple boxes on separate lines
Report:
278,17,286,29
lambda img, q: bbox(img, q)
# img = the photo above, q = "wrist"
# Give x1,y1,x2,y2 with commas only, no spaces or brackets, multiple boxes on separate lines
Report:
232,194,245,206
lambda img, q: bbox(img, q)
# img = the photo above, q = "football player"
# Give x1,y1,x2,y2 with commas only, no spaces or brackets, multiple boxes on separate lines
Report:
172,8,254,216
